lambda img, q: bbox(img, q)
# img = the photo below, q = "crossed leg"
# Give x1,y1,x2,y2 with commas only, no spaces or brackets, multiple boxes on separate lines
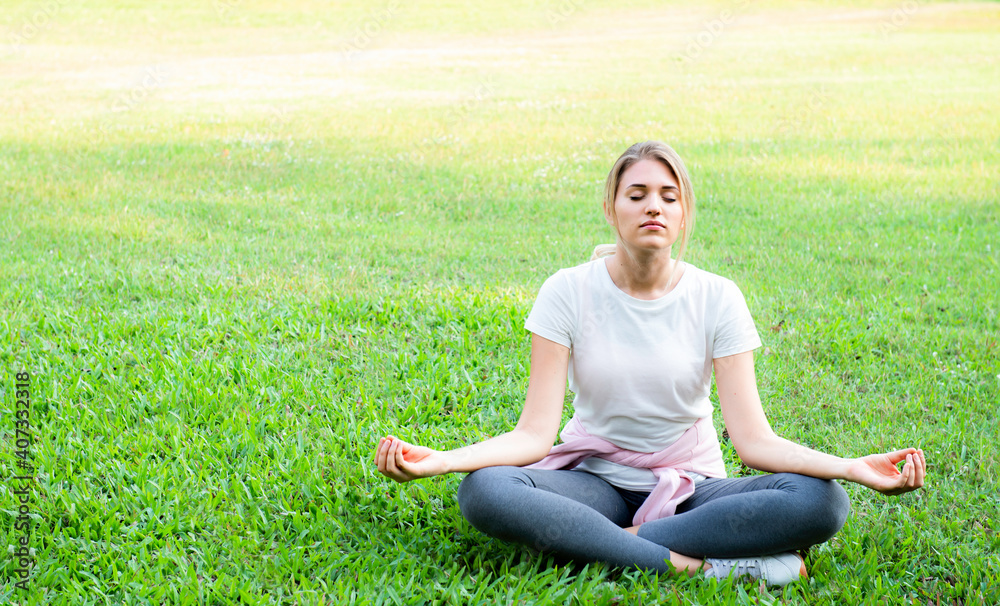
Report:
458,466,850,575
636,473,850,558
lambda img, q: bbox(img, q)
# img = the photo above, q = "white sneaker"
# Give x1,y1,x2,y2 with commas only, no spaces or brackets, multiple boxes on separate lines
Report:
703,552,806,587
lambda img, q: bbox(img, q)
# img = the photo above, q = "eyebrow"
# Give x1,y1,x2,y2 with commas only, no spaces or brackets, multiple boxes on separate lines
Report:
626,183,679,191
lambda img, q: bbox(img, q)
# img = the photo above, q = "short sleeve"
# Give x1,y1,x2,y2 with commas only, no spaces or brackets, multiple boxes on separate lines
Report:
524,271,576,349
712,281,762,358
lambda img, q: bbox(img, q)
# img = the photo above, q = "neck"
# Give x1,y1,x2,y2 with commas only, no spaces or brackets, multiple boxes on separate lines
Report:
604,245,681,300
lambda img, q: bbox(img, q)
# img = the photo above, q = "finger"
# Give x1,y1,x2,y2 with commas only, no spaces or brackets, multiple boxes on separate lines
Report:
381,441,399,477
376,438,389,472
913,449,926,487
380,437,397,467
887,456,910,492
381,439,399,479
374,437,386,465
903,454,915,487
381,438,398,473
909,453,922,489
388,439,410,481
394,436,411,454
904,453,917,488
394,440,411,474
386,438,400,472
887,454,912,493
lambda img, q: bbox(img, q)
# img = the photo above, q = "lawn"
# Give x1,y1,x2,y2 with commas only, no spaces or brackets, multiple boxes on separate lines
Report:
1,1,998,604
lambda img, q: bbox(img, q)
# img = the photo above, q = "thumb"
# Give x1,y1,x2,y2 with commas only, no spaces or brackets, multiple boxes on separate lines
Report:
885,448,917,465
393,439,417,465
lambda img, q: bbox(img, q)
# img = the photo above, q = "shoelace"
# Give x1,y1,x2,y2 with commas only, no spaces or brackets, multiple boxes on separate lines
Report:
709,558,764,579
725,559,761,578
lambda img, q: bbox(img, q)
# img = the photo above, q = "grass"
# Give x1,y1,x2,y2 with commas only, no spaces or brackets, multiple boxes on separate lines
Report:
1,0,999,603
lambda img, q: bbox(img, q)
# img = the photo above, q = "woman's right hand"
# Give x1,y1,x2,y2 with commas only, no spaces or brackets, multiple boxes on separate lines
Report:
374,435,450,483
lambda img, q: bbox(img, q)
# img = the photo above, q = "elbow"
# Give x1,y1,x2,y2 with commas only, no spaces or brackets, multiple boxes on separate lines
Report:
511,426,556,465
731,430,782,472
525,436,556,465
738,454,773,473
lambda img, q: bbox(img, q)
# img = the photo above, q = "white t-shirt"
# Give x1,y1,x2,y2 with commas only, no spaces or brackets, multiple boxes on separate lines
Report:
524,259,762,491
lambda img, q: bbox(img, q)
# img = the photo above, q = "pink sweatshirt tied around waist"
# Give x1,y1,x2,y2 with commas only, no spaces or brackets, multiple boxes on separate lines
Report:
526,415,727,525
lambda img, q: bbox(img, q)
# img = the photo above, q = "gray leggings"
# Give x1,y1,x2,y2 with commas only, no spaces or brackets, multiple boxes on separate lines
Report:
457,466,850,572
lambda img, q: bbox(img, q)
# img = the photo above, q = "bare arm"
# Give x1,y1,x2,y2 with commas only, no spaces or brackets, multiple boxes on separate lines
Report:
714,351,925,495
375,333,570,482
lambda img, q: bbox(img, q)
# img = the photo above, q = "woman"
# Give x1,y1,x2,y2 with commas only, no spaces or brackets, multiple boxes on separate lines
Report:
374,141,925,586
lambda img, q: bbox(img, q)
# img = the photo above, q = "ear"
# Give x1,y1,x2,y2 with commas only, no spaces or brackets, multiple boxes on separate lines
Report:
603,201,615,227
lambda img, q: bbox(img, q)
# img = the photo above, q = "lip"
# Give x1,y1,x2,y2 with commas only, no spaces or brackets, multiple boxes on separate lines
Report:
640,221,666,229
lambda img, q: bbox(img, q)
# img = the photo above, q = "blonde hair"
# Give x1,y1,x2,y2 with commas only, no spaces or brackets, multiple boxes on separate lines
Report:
592,141,696,274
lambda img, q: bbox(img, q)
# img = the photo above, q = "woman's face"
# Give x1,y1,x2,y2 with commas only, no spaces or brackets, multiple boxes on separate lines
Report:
607,158,684,254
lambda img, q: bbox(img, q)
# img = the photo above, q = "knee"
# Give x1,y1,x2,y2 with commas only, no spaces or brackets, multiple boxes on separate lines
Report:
796,476,851,541
456,467,491,512
457,466,525,529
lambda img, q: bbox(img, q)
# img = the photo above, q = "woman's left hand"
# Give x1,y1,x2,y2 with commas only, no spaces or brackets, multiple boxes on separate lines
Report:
845,448,926,496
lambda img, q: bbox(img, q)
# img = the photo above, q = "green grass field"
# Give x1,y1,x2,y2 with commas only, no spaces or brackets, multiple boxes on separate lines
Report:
1,1,999,603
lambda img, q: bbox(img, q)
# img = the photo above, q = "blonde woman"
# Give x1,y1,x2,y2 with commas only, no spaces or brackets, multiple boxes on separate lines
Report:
375,141,925,586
